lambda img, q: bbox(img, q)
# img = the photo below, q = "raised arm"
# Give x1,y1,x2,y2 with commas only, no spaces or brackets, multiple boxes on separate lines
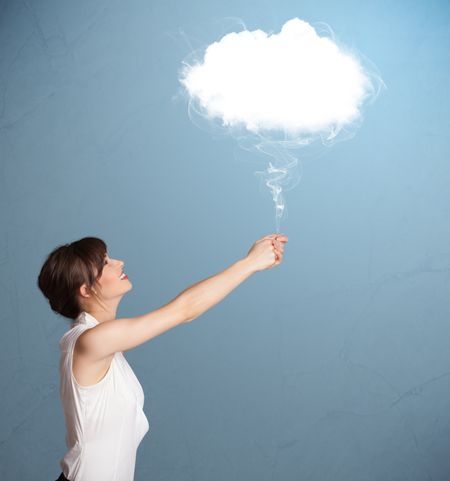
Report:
78,234,288,359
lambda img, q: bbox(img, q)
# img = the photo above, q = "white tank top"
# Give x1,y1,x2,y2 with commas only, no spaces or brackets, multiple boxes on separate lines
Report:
58,311,150,481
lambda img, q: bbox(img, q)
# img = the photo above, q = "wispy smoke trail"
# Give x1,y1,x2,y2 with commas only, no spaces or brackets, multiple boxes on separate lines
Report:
176,17,386,231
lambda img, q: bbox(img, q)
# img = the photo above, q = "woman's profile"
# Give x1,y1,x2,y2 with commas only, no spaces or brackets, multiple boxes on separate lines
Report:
37,233,288,481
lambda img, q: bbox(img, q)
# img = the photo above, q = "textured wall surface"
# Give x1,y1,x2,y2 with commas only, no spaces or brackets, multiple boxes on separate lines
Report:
1,0,450,480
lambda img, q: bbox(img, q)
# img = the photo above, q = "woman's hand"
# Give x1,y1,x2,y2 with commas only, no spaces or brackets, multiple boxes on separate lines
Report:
244,233,289,272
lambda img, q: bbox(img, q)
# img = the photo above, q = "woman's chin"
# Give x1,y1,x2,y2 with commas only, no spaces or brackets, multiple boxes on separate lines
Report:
120,281,132,293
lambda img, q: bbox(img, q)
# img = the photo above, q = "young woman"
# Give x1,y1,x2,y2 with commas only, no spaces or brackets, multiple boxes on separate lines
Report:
38,233,288,481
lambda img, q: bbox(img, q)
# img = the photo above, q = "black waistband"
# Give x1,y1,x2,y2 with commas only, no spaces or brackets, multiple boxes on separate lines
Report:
55,472,70,481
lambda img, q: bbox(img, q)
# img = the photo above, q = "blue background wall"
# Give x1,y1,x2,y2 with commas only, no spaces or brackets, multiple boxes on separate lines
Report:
1,0,450,479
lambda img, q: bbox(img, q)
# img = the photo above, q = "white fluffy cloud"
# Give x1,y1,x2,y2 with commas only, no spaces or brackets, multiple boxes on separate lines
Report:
179,17,375,138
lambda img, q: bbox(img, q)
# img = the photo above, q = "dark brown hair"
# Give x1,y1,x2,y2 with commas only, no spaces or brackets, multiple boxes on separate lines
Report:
37,237,108,320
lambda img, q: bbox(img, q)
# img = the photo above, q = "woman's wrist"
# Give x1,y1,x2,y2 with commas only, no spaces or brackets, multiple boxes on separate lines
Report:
236,256,257,276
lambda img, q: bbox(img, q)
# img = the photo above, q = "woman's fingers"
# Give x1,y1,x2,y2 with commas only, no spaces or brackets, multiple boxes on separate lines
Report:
261,233,288,242
269,248,283,268
274,239,284,252
273,245,283,261
272,239,284,253
260,235,278,242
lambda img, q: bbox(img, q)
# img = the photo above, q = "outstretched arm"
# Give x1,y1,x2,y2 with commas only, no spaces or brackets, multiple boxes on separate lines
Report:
180,256,255,323
78,234,288,358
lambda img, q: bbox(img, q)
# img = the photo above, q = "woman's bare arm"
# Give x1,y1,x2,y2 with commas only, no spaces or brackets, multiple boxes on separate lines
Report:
78,234,287,359
180,257,255,322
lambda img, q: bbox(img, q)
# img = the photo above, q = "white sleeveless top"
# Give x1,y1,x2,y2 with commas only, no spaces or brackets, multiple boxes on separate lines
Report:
59,311,150,481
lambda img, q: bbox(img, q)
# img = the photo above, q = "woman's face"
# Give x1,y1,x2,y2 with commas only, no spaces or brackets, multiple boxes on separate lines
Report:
96,252,132,299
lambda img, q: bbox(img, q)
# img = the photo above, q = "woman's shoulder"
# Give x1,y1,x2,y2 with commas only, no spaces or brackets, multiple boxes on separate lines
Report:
59,323,90,351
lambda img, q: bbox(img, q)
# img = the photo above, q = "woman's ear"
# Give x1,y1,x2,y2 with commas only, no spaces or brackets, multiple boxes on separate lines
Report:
79,284,93,298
